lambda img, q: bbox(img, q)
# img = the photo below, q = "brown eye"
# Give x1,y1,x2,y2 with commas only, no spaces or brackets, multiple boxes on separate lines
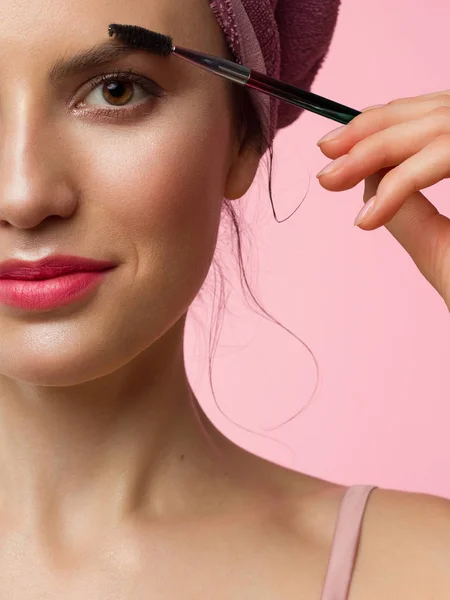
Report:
82,76,151,108
102,80,135,106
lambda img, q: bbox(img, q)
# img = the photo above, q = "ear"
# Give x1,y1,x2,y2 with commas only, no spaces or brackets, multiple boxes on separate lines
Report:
224,140,262,201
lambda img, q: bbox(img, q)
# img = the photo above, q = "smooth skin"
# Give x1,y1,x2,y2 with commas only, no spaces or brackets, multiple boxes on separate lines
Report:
0,0,448,598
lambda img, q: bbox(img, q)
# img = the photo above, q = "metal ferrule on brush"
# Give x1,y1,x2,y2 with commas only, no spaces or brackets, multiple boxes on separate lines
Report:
173,47,251,85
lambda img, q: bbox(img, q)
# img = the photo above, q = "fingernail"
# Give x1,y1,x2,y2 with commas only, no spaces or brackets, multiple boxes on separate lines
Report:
316,154,349,178
354,196,377,227
361,103,385,112
317,126,346,145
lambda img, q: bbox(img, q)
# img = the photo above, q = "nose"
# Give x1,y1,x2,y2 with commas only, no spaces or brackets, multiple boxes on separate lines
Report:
0,101,78,230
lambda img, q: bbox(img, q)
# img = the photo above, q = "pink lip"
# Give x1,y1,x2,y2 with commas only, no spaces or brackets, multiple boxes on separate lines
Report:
0,255,116,311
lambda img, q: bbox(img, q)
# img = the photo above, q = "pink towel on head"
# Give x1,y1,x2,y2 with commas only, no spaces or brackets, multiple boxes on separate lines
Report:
209,0,341,142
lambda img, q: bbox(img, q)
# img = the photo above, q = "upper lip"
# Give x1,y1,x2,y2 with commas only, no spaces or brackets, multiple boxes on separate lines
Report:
0,256,117,280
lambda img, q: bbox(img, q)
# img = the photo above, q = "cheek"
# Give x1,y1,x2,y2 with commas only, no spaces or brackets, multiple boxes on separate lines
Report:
72,103,232,306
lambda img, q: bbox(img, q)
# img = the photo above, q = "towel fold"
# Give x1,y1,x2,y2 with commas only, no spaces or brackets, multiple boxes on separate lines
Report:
209,0,341,142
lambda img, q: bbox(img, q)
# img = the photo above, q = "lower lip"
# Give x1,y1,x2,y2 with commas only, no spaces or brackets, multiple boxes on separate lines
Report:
0,271,110,311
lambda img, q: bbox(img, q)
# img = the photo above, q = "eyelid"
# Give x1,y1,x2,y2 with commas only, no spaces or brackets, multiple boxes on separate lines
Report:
70,68,165,109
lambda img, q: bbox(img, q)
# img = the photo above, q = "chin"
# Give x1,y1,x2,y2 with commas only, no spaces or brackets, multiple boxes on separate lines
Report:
0,280,193,388
0,314,184,388
0,330,143,387
1,351,120,387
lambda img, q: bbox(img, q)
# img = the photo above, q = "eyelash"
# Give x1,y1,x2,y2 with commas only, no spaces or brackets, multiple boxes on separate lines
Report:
74,68,164,120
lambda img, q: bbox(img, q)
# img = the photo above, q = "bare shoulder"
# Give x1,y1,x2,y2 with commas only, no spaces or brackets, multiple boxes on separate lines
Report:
261,465,450,598
229,452,450,597
351,488,450,598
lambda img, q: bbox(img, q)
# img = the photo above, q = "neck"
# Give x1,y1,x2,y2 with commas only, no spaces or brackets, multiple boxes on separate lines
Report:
0,321,236,540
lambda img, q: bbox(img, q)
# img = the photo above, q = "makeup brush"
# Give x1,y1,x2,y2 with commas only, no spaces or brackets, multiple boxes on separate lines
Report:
108,23,361,126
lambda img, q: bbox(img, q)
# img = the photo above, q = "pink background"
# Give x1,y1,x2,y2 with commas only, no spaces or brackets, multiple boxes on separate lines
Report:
185,0,450,499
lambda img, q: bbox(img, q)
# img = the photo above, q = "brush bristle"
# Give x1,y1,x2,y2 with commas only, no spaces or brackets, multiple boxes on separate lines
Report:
108,24,173,57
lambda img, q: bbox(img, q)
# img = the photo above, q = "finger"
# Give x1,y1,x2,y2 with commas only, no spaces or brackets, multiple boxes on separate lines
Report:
388,89,450,104
358,134,450,228
317,108,450,191
361,104,386,112
319,96,450,158
361,91,450,113
362,171,447,298
378,187,450,305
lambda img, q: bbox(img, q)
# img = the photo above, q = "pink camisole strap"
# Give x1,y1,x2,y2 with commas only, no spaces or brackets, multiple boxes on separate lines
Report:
321,485,377,600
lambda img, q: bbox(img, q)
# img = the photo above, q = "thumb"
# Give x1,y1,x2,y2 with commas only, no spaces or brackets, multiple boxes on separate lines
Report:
363,170,449,306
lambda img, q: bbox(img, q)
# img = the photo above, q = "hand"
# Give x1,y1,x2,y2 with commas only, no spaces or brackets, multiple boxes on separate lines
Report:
316,91,450,311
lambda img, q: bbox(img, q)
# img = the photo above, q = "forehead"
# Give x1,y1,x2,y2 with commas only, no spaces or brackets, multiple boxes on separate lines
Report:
0,0,226,65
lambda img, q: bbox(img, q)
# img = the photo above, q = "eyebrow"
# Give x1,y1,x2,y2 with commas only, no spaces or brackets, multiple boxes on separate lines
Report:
49,41,155,83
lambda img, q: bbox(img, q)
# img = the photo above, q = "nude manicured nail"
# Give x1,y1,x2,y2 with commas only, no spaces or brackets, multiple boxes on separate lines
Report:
316,155,349,178
354,196,377,227
317,126,346,145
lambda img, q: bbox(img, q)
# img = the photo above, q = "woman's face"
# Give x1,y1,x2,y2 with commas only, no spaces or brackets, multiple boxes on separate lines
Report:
0,0,259,386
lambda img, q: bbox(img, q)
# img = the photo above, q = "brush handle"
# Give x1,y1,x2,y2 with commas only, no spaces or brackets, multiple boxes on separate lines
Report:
173,47,360,125
248,71,360,125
